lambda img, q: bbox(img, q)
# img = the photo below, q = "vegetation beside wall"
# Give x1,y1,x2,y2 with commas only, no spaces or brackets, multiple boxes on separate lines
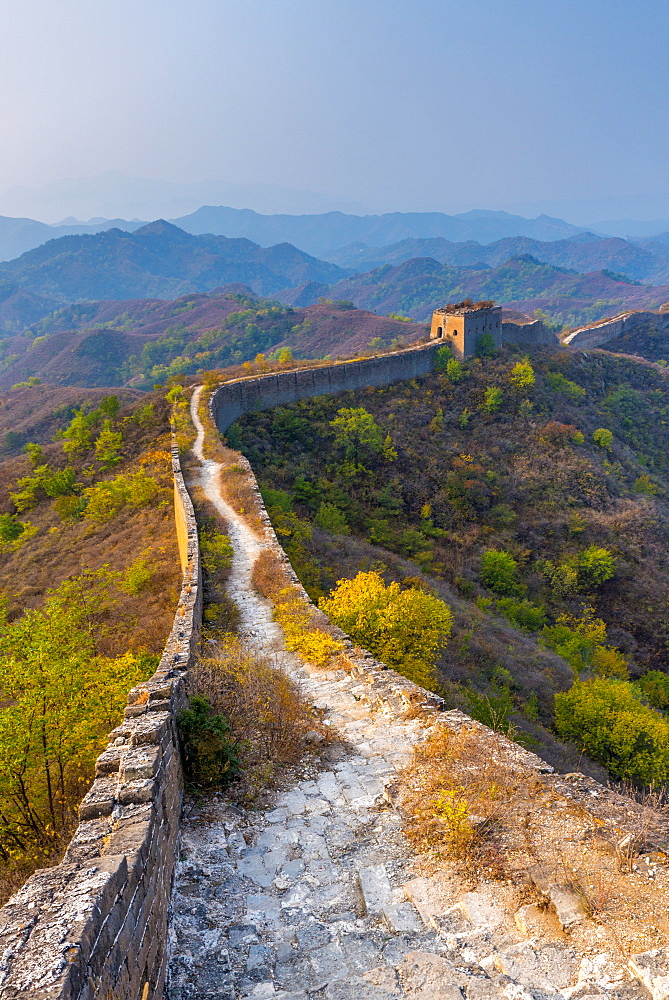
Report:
230,344,669,782
0,386,181,898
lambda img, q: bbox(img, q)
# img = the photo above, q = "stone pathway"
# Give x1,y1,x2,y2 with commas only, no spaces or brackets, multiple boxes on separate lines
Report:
166,389,649,1000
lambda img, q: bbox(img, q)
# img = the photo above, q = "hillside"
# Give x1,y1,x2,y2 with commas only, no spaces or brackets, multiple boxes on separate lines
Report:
329,232,669,284
0,384,182,895
0,214,144,263
228,345,669,763
0,221,347,304
0,383,141,454
324,255,669,326
0,291,427,389
597,314,669,362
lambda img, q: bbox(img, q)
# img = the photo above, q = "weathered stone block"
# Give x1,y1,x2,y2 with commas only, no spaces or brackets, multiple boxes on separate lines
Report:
357,865,393,915
629,950,669,1000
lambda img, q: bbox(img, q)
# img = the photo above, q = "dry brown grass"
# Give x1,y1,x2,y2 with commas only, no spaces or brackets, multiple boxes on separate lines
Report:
218,464,263,532
401,718,669,953
402,723,528,878
189,637,337,803
252,548,291,599
196,388,230,463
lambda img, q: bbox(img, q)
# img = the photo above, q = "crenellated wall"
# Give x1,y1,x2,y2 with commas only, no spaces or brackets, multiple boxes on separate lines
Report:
0,445,202,1000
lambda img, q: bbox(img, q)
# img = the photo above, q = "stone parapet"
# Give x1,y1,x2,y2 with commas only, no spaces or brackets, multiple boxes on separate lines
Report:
564,309,669,350
210,343,440,433
0,443,202,999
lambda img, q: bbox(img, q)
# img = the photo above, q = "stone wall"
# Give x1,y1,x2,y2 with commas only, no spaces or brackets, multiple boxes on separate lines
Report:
501,318,558,347
210,342,441,432
0,444,202,1000
564,309,669,350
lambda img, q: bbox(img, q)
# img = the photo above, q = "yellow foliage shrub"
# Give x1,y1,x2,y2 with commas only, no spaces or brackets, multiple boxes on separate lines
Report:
272,585,344,667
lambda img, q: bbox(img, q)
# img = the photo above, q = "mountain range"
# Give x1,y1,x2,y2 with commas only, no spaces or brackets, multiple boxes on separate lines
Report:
0,221,345,306
318,256,669,325
327,233,669,284
0,207,608,263
2,221,669,338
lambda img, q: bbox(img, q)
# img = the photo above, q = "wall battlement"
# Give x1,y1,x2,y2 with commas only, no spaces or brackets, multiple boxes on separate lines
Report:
210,342,441,432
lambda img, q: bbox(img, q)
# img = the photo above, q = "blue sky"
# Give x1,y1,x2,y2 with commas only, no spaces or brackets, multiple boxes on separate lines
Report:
0,0,668,221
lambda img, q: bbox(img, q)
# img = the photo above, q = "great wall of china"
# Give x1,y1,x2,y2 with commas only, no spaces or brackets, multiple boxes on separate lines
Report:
1,333,668,998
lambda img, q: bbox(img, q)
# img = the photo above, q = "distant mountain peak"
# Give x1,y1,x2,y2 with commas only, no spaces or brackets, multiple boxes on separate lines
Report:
135,219,188,238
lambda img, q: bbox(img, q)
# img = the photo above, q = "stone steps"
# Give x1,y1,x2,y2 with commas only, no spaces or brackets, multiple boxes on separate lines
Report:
167,745,650,1000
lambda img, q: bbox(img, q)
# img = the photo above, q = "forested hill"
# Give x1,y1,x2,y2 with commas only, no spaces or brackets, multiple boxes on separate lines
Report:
228,344,669,769
323,256,669,325
0,292,427,391
328,232,669,284
0,220,347,303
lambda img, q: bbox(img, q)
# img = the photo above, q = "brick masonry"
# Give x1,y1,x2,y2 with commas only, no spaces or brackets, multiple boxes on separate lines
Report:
564,309,669,350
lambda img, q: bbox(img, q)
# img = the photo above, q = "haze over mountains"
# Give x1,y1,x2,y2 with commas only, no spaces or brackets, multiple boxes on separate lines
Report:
2,218,669,338
5,203,669,266
0,221,345,305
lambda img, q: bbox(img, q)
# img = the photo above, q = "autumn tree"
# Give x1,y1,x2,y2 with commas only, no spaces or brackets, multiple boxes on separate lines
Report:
0,575,150,862
554,678,669,785
319,571,453,688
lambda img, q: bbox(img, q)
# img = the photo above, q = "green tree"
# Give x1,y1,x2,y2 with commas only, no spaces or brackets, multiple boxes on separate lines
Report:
633,474,659,496
481,386,503,413
554,678,669,785
576,546,616,588
475,333,496,356
445,358,464,382
0,514,25,543
177,696,240,790
277,347,294,364
0,577,149,859
509,358,535,390
545,372,586,400
98,395,120,418
541,608,626,678
25,442,45,467
61,409,96,454
320,571,453,689
314,502,350,535
434,345,452,372
480,549,523,596
94,420,123,467
330,407,386,467
593,428,613,450
635,671,669,710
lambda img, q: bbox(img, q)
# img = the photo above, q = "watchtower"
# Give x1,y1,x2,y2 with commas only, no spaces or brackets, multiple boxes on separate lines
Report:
430,301,502,358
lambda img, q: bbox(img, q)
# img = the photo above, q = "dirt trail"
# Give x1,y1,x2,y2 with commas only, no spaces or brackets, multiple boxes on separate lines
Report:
190,385,282,646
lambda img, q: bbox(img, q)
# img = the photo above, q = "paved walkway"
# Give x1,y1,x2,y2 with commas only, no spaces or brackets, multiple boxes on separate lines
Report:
166,389,648,1000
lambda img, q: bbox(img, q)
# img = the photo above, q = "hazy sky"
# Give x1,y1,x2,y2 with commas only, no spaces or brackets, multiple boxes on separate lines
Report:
1,0,668,221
